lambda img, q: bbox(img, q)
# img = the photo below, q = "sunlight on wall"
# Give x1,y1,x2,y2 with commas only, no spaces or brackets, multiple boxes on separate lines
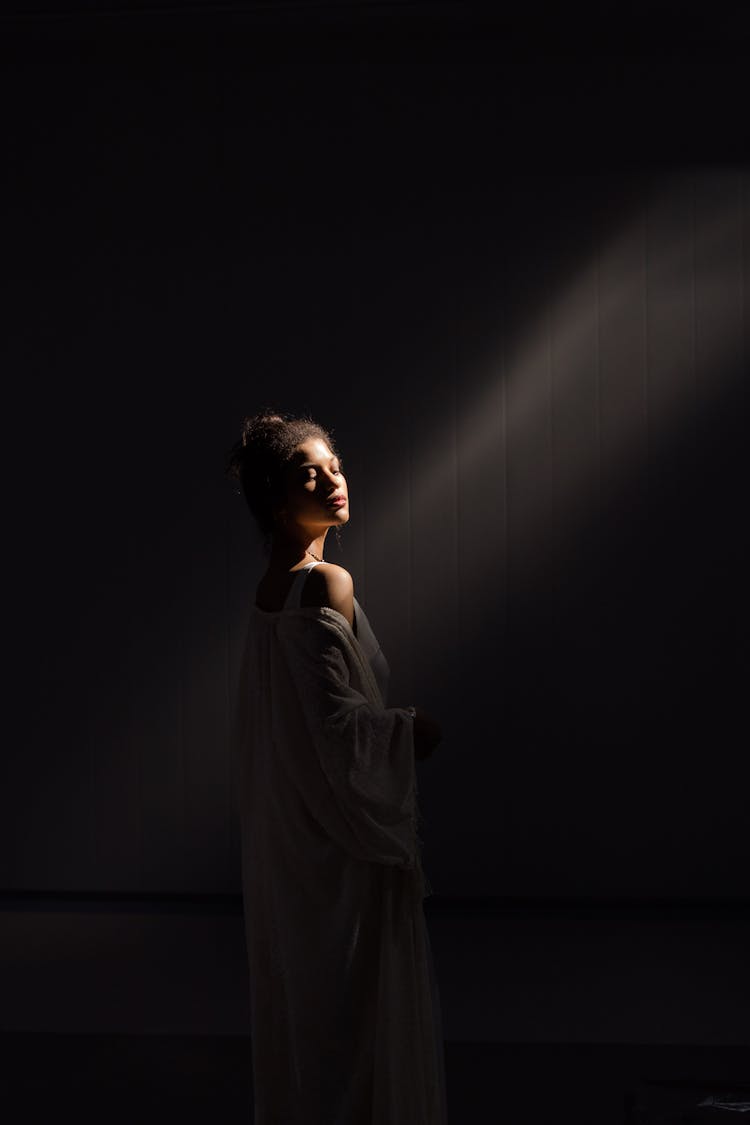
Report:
367,171,745,566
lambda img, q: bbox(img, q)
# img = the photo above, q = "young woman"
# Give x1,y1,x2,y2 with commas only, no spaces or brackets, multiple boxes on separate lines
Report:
226,410,448,1125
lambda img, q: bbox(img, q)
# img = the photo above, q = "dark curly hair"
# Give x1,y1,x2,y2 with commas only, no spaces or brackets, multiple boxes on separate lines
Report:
225,409,341,536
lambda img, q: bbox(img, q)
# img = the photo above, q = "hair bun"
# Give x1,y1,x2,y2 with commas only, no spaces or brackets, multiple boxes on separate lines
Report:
240,410,288,447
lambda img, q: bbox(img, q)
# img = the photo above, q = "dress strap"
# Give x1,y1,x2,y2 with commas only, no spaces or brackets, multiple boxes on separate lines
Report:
283,561,323,610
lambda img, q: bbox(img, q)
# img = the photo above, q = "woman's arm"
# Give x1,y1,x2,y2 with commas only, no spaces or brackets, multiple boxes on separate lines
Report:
276,612,420,869
301,564,442,758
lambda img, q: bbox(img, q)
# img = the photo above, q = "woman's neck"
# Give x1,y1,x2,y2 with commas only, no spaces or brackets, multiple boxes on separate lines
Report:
268,529,328,571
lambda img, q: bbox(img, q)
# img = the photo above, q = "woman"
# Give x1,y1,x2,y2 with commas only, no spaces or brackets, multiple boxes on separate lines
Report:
226,410,448,1125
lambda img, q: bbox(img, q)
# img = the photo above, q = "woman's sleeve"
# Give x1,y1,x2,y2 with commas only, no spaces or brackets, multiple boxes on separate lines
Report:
274,614,420,870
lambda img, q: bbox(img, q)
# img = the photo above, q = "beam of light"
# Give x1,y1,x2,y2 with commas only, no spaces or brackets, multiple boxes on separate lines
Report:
365,170,746,579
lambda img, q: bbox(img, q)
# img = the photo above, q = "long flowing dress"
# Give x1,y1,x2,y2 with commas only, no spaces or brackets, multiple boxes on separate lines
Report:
236,561,448,1125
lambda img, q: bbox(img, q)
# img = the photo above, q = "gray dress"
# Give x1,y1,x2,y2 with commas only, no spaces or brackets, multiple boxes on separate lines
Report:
238,560,448,1124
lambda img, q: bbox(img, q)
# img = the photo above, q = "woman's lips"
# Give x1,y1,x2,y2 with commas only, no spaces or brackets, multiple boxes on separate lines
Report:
327,496,347,508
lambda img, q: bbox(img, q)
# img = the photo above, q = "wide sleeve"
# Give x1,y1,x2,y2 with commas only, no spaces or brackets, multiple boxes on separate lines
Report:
274,611,420,871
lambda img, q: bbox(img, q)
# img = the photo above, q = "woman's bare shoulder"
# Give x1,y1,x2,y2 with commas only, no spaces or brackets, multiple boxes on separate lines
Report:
300,563,354,625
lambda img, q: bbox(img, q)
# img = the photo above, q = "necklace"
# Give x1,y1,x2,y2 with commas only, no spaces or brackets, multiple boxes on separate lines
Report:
306,548,323,562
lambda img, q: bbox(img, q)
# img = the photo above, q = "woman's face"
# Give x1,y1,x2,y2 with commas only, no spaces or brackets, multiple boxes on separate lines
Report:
278,436,350,531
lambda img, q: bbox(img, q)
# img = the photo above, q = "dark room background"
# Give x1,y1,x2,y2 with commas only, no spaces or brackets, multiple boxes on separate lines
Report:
2,0,748,1047
3,1,748,900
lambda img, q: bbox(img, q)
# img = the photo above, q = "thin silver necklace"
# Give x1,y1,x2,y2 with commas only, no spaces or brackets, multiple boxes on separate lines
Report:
306,548,323,562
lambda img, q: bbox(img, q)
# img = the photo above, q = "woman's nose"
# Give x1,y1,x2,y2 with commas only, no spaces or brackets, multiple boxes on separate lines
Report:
322,467,341,491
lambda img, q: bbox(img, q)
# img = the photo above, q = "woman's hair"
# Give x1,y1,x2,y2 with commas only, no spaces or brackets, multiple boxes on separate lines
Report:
225,409,340,535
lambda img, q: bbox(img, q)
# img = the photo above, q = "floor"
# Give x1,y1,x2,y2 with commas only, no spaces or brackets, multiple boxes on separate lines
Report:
2,1035,748,1123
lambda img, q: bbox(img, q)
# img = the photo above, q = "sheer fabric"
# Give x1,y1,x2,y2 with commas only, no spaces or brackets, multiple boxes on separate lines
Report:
236,570,448,1124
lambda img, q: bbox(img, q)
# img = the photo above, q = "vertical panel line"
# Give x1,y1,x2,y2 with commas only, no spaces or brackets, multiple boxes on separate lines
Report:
644,184,650,479
130,530,143,893
407,387,414,697
179,567,188,892
453,290,460,662
743,170,748,383
548,269,559,648
501,309,509,644
595,238,602,512
691,173,697,410
225,501,233,882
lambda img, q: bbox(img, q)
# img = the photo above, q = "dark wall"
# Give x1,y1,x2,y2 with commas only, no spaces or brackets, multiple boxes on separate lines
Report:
3,4,748,900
